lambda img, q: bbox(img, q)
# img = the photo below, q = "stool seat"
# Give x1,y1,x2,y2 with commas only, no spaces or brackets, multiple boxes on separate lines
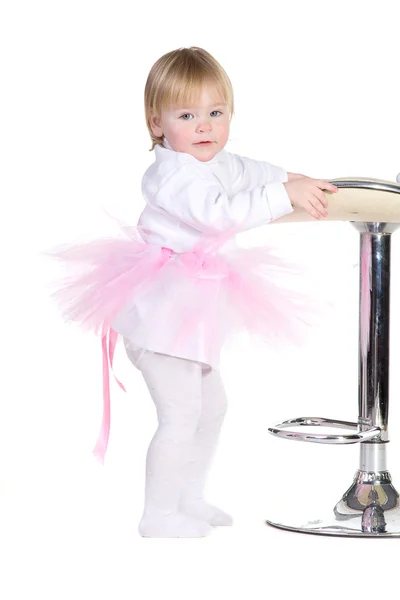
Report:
274,177,400,223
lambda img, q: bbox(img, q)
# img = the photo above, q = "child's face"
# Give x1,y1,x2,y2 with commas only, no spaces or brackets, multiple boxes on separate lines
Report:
150,85,230,162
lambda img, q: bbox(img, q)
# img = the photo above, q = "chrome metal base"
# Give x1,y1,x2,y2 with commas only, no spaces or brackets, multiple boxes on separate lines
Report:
267,468,400,537
266,209,400,538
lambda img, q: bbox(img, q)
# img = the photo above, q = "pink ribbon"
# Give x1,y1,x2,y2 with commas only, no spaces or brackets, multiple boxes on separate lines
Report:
92,324,126,464
179,250,230,279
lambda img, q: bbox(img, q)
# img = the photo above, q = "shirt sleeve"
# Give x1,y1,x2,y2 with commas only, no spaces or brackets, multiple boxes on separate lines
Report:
142,163,293,234
228,152,288,194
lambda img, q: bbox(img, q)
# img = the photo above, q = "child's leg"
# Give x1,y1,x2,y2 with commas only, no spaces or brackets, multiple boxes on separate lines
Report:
179,366,233,526
124,339,213,538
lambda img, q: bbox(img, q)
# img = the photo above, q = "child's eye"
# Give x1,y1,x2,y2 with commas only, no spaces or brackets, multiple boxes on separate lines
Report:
179,110,222,120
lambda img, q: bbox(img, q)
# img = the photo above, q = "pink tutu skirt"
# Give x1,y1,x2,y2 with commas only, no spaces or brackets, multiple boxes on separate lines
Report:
43,219,324,464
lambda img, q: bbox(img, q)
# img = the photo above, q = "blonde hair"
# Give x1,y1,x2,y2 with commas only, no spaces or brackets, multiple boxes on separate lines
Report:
144,47,235,151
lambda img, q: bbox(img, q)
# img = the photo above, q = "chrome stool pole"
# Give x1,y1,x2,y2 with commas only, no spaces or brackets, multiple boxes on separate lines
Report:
266,178,400,537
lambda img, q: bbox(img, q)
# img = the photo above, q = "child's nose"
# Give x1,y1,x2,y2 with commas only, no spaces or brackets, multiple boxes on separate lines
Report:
197,119,212,132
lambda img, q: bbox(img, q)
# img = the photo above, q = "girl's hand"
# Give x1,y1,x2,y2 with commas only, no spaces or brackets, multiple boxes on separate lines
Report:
283,178,339,219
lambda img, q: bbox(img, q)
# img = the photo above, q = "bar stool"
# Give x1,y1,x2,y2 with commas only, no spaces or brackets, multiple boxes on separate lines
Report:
267,176,400,537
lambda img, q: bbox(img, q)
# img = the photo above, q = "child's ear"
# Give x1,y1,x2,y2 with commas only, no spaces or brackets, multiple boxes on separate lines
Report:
149,112,163,137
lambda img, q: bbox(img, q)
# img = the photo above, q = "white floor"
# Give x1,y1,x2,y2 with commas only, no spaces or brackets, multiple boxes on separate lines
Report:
2,443,400,600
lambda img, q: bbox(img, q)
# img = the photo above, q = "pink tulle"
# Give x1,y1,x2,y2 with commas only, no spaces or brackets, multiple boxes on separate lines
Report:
43,217,324,463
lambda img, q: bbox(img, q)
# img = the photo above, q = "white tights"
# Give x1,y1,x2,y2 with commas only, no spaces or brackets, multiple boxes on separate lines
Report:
123,338,232,538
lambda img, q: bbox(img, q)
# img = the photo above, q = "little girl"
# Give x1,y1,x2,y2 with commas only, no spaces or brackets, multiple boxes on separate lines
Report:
46,46,338,538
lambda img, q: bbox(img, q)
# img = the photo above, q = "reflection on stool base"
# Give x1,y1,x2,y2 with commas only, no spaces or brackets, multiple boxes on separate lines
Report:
267,469,400,537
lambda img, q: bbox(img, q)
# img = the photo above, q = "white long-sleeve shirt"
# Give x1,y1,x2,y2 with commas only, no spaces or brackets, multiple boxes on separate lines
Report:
112,138,294,366
137,138,293,252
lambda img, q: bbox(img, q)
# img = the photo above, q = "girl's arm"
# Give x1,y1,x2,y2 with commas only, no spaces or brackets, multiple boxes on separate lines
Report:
227,153,310,189
142,164,293,235
227,153,288,194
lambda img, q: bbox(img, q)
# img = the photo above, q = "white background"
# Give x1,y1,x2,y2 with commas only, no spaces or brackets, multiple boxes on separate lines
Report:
2,0,400,598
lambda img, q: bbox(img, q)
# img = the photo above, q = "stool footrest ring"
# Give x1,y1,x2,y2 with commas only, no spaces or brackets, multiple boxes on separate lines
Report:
268,417,381,444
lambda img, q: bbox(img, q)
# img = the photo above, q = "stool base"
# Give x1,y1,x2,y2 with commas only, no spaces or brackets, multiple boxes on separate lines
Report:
266,469,400,537
266,514,400,537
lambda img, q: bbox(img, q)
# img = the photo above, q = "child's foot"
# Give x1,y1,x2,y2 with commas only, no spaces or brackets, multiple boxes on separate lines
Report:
180,500,233,526
138,510,213,538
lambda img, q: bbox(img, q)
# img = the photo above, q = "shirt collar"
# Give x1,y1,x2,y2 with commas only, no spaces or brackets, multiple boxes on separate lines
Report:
162,137,174,151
